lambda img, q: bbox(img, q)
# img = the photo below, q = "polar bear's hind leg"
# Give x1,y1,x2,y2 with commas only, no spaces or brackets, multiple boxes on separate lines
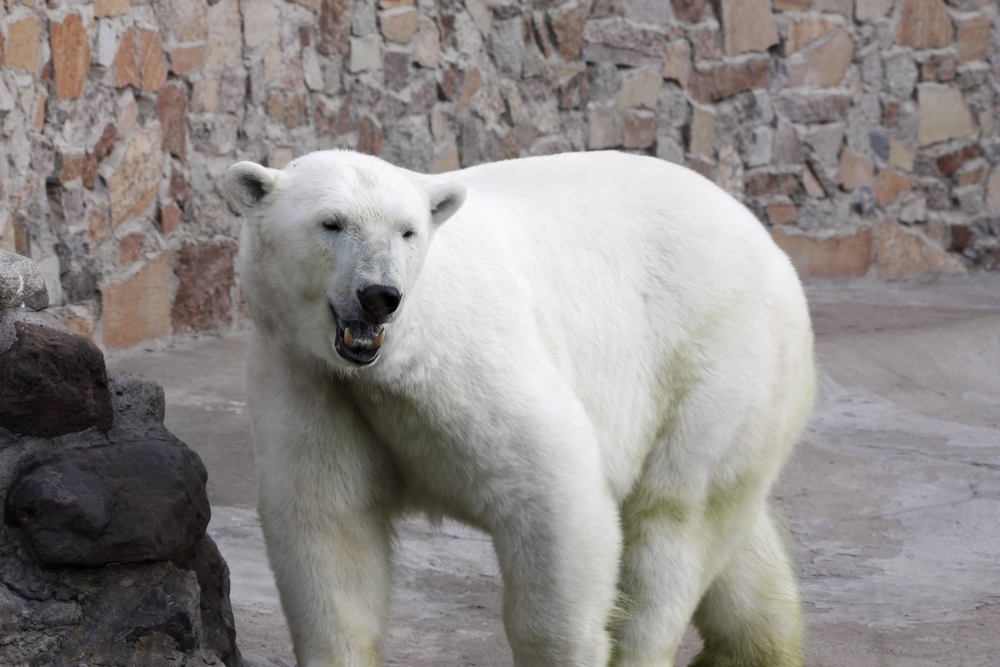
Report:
690,509,804,667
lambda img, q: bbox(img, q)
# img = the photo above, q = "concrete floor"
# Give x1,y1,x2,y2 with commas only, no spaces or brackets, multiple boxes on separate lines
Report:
108,274,1000,667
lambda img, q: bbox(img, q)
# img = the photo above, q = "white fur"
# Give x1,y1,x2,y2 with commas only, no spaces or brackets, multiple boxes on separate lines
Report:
228,150,816,667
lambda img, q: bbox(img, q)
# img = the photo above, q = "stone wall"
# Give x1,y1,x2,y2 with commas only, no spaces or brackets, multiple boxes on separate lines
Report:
1,0,998,350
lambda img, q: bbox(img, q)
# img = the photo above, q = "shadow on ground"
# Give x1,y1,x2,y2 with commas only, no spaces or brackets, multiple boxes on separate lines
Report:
109,274,1000,667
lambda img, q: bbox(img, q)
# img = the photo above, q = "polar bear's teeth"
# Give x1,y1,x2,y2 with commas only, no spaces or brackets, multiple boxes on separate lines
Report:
343,328,354,346
373,330,385,348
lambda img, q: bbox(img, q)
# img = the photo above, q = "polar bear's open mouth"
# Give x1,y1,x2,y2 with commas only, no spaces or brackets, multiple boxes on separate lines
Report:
330,304,384,365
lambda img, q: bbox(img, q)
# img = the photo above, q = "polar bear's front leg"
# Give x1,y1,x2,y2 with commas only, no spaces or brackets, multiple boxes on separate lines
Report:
248,338,396,667
484,393,623,667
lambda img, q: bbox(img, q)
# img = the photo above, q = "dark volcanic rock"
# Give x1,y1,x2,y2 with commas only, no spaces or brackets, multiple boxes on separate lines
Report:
123,569,202,651
0,320,114,438
4,440,211,567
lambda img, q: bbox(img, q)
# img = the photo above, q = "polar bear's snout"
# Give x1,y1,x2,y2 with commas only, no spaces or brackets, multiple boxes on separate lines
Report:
357,285,401,321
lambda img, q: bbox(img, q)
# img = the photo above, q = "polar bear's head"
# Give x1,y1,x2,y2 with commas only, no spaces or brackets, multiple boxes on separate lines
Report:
226,151,465,370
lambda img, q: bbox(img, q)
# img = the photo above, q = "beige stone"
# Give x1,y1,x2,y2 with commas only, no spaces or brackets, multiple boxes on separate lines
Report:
786,17,837,54
663,40,691,88
918,83,975,147
51,14,90,100
109,129,163,228
623,110,655,150
720,0,779,56
877,219,965,280
205,0,243,74
102,252,172,350
805,29,854,88
95,0,128,17
115,29,140,89
771,228,874,279
956,160,987,187
875,169,913,206
896,0,953,48
986,169,1000,213
837,150,874,190
456,69,482,114
956,15,992,63
855,0,893,21
433,145,460,173
550,0,588,61
139,30,167,93
803,165,827,198
170,45,205,76
350,35,382,73
243,0,281,51
192,79,219,113
380,7,419,43
413,17,440,68
118,91,138,137
689,105,715,157
617,70,661,110
689,55,771,104
466,0,493,37
888,139,916,171
768,200,797,225
60,316,98,342
156,0,208,44
8,16,40,74
587,105,623,150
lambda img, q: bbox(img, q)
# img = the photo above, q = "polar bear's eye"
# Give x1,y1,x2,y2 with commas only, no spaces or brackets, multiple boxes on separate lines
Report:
321,217,344,232
403,230,416,239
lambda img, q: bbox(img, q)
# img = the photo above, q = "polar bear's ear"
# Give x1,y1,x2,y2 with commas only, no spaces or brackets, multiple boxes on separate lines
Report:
226,162,281,212
427,182,467,227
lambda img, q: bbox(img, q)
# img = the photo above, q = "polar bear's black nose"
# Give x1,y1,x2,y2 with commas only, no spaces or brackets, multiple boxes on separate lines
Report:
358,285,401,320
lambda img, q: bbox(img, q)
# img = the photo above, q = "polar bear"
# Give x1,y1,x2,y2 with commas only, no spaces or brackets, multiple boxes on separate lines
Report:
226,150,815,667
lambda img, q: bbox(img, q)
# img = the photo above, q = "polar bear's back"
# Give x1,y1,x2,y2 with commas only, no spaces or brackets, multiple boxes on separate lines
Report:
408,152,813,498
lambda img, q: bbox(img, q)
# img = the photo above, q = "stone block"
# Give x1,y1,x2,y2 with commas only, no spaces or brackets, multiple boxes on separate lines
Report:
0,251,47,311
896,0,954,49
159,203,183,236
109,129,162,228
920,53,956,82
116,28,140,88
689,55,771,104
490,17,525,77
672,0,707,23
413,17,440,68
192,79,219,113
889,139,915,171
205,0,243,74
663,40,691,87
837,150,874,190
956,15,991,63
618,69,661,110
775,91,852,124
0,320,113,438
876,218,965,279
623,110,655,149
139,30,167,93
320,0,354,55
985,170,1000,212
118,233,143,266
786,17,836,54
856,0,893,21
384,49,410,91
918,83,975,147
690,25,722,62
380,7,419,43
357,115,384,156
689,105,715,156
550,1,588,61
102,252,171,350
745,171,800,197
96,0,129,17
7,16,40,74
169,44,205,76
587,105,623,150
804,30,854,88
4,439,210,567
153,0,208,43
350,35,382,72
51,14,91,100
158,83,188,162
582,18,667,68
171,243,236,334
875,169,914,205
719,0,778,57
768,200,797,225
83,123,119,191
937,144,980,176
456,69,483,113
955,159,986,187
771,228,874,279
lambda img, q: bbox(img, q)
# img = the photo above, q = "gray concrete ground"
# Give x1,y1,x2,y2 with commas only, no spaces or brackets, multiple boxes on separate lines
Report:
108,275,1000,667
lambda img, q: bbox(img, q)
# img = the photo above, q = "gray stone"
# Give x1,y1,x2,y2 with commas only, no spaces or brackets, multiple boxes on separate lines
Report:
382,115,434,173
489,17,525,77
883,51,918,99
802,123,845,168
582,18,667,68
861,51,882,85
4,439,210,567
655,135,685,164
0,251,48,311
587,62,622,103
656,83,690,130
